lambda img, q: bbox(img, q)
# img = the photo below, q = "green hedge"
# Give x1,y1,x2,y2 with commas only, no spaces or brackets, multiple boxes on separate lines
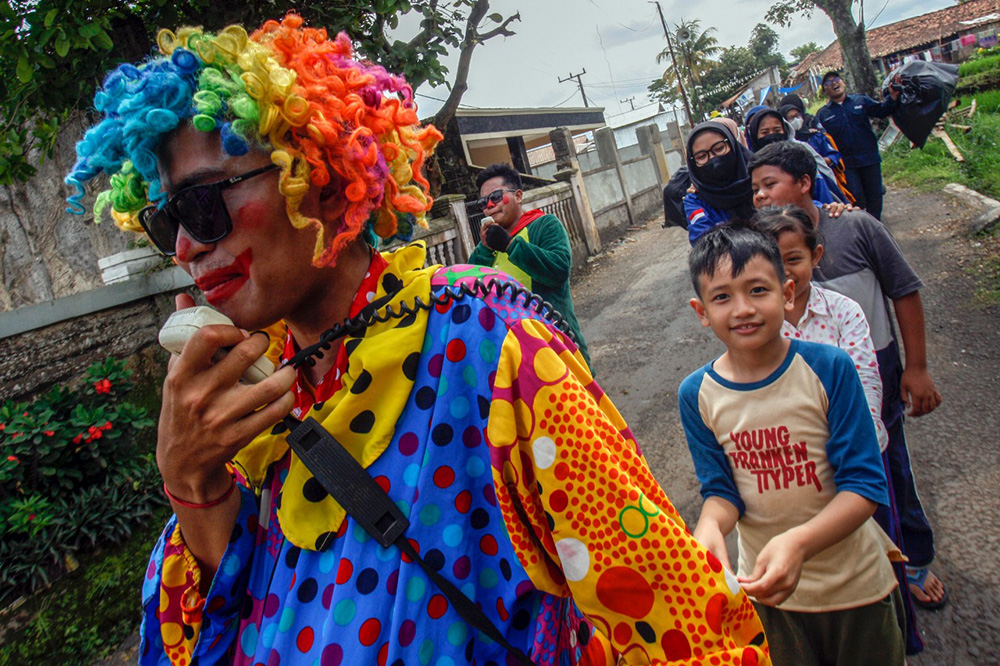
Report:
959,53,1000,77
0,359,163,606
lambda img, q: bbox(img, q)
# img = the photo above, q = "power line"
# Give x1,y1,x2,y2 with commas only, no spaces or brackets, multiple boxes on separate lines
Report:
414,91,479,109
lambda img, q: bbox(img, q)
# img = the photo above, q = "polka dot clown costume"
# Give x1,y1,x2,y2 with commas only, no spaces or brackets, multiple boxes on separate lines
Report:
66,15,770,666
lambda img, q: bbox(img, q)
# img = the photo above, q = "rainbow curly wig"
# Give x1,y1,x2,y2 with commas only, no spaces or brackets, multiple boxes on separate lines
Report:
65,14,442,266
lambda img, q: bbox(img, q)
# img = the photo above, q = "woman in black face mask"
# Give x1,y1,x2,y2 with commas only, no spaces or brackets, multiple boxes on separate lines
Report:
746,107,849,205
683,121,756,245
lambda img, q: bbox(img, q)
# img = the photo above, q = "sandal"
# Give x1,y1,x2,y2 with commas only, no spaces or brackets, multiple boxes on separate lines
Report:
906,566,948,610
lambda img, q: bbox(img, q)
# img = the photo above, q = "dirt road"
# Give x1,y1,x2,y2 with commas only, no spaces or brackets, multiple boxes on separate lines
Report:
572,187,1000,665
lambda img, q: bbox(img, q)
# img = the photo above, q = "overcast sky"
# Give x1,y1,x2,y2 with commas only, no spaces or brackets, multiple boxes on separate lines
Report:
398,0,954,121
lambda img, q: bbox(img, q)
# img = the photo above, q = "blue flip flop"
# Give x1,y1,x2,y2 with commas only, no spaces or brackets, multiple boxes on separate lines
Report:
906,566,948,610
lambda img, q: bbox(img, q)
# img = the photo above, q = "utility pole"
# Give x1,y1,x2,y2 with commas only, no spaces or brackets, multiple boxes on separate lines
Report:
559,69,590,107
651,1,694,128
620,96,636,111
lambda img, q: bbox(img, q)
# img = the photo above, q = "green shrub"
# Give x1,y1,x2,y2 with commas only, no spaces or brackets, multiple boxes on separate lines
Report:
959,53,1000,77
0,506,170,666
0,358,162,605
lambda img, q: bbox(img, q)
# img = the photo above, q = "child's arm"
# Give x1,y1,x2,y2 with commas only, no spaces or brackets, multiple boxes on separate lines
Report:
738,491,876,606
679,371,745,573
893,290,943,416
693,496,740,573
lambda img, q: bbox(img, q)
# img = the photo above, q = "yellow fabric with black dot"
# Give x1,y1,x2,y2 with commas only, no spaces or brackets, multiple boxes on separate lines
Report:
233,244,435,550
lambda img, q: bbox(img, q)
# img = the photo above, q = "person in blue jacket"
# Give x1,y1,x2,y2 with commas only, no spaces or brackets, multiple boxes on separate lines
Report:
816,70,901,219
779,93,843,168
779,93,856,205
683,120,756,245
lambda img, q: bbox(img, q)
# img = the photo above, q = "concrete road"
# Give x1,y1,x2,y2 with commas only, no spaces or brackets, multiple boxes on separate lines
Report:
571,187,1000,665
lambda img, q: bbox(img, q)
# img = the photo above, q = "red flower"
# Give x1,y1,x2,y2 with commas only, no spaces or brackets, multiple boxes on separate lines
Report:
22,411,28,417
73,434,83,444
94,379,112,394
27,514,35,522
6,455,16,462
88,426,103,440
44,430,54,437
0,423,6,431
102,421,113,431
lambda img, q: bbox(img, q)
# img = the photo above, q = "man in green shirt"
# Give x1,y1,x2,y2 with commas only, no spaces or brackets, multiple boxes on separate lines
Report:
469,163,591,368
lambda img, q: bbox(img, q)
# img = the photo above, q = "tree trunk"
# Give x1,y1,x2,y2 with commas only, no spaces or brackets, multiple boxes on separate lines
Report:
816,0,881,97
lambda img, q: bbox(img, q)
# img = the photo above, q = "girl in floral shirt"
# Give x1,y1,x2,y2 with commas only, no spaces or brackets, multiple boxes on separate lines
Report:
752,206,887,450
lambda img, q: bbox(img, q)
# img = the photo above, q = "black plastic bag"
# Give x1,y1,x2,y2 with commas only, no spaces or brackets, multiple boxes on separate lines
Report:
882,60,959,148
663,166,691,229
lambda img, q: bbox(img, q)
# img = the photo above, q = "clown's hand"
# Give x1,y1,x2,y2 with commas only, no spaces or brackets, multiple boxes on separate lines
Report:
485,224,511,252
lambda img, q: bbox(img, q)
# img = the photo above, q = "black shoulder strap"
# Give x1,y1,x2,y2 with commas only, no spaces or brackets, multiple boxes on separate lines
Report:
286,417,535,665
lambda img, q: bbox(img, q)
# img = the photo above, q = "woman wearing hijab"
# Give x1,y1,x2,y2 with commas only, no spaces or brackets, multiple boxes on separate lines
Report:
683,121,756,244
779,94,856,204
744,106,848,205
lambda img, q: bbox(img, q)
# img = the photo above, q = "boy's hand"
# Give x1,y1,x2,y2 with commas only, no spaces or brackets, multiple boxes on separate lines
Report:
900,366,942,416
738,532,806,606
822,202,857,218
693,523,733,573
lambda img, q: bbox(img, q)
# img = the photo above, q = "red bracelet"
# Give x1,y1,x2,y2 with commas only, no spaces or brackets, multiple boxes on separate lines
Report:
163,476,237,510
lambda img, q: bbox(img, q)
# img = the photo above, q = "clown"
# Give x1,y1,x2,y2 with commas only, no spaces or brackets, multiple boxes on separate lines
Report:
66,15,770,666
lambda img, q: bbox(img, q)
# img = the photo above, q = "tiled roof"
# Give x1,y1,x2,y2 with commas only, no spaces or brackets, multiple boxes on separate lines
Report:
794,0,1000,71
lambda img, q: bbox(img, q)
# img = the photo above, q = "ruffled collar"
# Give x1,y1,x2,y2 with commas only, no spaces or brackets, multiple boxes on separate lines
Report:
237,243,436,550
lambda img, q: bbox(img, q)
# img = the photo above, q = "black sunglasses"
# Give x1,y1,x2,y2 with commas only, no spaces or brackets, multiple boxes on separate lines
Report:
138,164,280,256
474,188,517,211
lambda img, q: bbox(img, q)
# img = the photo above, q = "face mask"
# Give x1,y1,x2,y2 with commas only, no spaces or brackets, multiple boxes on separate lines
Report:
756,132,786,148
697,152,738,187
788,117,804,131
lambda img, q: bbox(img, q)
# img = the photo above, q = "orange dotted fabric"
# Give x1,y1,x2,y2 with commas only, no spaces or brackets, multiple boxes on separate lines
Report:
487,318,770,665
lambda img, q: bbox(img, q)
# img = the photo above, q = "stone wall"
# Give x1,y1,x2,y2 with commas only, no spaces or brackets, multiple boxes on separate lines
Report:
1,113,133,312
1,290,179,403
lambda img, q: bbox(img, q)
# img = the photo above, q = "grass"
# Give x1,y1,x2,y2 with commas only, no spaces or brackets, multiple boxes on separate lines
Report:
882,83,1000,302
0,507,169,665
959,54,1000,77
970,220,1000,305
883,97,1000,198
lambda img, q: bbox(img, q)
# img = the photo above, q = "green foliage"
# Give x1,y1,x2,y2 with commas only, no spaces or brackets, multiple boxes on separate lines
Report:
650,19,722,113
883,98,1000,199
0,0,506,184
692,24,788,113
958,53,1000,77
0,358,161,605
0,507,170,666
790,41,823,63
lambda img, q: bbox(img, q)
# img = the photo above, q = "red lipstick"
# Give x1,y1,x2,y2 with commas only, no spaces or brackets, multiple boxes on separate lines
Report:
194,249,253,305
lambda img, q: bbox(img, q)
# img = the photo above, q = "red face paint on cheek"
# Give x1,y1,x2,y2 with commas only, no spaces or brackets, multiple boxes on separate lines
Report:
233,200,273,231
174,235,193,261
501,194,510,205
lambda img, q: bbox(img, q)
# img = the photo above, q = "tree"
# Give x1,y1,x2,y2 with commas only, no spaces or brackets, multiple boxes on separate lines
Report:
651,19,722,118
766,0,879,96
677,23,788,114
749,23,786,71
0,0,517,185
697,46,762,111
431,1,520,130
790,41,823,63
